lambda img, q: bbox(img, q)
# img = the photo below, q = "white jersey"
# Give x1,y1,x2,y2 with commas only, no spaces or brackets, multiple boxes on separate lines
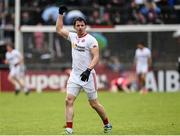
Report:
66,32,99,99
68,32,98,74
6,49,22,69
135,47,151,73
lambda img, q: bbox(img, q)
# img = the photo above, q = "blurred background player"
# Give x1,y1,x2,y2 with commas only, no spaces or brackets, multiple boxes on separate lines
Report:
134,42,152,94
110,76,131,93
4,42,30,95
56,6,112,134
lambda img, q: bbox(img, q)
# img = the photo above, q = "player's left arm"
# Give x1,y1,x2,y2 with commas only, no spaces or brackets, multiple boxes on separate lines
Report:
148,50,152,70
19,55,24,64
148,57,152,67
15,51,24,66
4,53,8,64
88,47,99,70
4,59,9,64
133,50,137,70
80,46,99,82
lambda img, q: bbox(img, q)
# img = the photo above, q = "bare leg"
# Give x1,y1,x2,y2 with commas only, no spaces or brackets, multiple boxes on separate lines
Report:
8,75,25,89
139,73,148,94
65,94,76,123
8,75,23,94
141,73,146,88
15,78,24,89
137,74,142,90
89,99,112,133
8,74,30,95
18,77,29,93
64,93,76,134
89,99,108,121
8,75,19,88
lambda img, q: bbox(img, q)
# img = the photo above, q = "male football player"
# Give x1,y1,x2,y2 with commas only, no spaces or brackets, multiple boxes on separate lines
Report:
56,6,112,134
110,76,131,93
134,42,152,94
5,42,29,95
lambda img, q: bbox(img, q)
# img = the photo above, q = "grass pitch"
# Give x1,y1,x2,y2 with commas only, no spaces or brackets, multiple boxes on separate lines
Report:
0,91,180,135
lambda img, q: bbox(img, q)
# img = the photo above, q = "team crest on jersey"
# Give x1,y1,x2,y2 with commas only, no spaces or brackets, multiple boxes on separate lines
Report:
72,43,77,48
72,43,85,52
81,39,85,42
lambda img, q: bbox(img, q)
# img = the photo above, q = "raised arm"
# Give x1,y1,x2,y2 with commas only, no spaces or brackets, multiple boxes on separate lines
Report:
56,6,69,39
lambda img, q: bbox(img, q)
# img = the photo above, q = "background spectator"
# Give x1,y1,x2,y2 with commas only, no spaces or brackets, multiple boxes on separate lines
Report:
140,0,162,24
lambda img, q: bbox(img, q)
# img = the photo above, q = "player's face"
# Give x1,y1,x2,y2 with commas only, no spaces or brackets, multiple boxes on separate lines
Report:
6,45,13,52
74,21,87,36
137,44,144,49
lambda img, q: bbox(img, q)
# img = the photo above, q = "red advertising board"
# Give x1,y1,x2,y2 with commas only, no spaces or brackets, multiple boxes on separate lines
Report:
0,66,120,92
0,70,14,91
1,68,179,92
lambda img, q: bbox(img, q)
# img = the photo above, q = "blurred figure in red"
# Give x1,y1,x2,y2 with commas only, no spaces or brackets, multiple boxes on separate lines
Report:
110,76,131,93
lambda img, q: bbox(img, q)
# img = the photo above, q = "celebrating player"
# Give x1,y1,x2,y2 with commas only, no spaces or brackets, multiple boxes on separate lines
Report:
134,42,152,94
56,6,112,134
5,42,29,95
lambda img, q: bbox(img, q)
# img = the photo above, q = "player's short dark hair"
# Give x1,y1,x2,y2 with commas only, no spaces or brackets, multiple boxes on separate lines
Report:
6,42,14,49
73,17,87,26
137,41,145,46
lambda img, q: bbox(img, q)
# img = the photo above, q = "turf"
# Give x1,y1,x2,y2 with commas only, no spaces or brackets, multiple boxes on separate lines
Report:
0,91,180,135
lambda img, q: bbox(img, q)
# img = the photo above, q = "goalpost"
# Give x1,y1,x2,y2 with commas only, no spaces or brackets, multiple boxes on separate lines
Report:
15,0,180,71
20,25,180,33
20,24,180,52
15,0,180,53
19,25,180,70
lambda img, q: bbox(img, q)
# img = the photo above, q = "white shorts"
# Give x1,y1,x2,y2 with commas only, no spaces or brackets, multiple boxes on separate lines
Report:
67,70,98,100
9,65,25,79
136,65,148,74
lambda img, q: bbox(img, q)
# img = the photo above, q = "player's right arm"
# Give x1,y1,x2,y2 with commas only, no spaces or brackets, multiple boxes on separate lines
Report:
4,54,9,64
133,50,137,70
4,59,8,64
56,6,69,39
15,51,24,66
148,49,152,71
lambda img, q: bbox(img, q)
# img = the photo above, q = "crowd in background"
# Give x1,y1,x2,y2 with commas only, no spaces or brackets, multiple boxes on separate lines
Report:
0,0,180,28
0,0,179,43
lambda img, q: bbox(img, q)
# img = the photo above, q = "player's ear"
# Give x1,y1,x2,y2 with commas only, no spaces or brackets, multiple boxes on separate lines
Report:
73,23,76,29
73,25,77,31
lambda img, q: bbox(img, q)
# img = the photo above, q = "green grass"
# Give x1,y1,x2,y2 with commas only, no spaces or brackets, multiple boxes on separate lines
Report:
0,91,180,135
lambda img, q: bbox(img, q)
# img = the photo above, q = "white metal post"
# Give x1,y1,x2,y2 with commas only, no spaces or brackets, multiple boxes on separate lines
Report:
15,0,21,52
